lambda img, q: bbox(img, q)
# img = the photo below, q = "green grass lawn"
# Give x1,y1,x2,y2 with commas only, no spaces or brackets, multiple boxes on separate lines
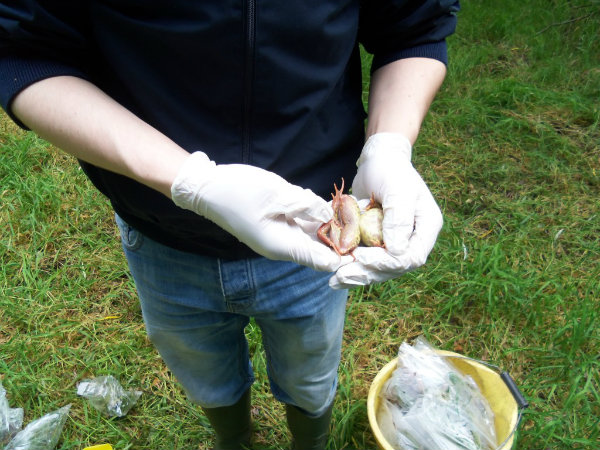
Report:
1,0,598,449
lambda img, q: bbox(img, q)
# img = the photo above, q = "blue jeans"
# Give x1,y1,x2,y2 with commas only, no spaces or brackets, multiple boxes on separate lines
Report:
115,214,348,416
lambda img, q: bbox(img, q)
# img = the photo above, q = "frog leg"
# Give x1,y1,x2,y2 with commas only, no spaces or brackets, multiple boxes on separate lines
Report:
317,221,343,257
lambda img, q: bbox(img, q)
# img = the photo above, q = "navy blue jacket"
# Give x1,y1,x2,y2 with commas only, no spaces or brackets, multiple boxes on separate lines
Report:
0,0,458,259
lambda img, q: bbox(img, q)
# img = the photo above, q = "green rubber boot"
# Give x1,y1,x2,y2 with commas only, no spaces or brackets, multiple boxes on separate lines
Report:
202,389,252,450
286,402,334,450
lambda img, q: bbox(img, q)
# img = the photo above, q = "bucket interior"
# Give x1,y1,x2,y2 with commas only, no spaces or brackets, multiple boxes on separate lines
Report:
367,351,519,450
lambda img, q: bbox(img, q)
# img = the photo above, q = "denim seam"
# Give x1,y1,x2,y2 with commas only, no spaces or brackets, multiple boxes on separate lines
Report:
245,258,257,303
216,258,226,306
235,332,255,393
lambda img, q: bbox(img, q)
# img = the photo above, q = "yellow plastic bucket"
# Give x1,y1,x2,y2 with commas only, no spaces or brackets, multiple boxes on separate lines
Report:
367,351,526,450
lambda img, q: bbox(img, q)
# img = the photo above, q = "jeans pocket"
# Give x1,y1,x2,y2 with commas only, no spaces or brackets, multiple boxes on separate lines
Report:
115,213,144,251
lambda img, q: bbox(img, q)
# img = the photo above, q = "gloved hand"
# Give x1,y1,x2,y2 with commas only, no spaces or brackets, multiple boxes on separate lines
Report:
171,151,345,272
329,132,443,289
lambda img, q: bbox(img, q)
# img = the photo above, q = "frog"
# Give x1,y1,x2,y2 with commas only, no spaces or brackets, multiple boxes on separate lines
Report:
359,194,385,248
317,178,361,256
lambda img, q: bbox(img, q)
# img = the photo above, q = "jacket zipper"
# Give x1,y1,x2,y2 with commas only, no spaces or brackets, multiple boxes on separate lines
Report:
242,0,256,164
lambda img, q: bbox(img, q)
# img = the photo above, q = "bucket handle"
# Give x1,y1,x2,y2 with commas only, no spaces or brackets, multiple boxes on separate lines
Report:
497,371,528,450
500,371,529,409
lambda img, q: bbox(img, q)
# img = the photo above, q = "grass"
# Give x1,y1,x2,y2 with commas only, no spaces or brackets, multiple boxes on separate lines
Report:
1,0,599,448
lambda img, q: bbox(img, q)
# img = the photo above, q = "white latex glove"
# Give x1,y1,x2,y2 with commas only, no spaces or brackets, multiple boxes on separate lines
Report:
330,132,443,289
171,152,345,272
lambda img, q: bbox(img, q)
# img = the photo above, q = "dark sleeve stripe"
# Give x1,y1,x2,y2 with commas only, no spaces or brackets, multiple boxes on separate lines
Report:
0,54,87,129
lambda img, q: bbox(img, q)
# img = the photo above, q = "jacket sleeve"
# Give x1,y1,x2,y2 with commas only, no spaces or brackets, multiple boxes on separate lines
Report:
359,0,460,71
0,1,90,127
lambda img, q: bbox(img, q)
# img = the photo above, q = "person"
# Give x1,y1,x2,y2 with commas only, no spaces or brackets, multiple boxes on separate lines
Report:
0,1,459,449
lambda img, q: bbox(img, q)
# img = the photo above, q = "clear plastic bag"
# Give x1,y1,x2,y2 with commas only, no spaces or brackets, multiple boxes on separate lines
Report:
4,404,70,450
377,337,498,450
76,376,141,417
0,382,23,445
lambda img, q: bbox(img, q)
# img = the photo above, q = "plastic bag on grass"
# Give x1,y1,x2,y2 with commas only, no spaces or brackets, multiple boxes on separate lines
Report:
76,376,141,417
0,409,23,446
0,382,23,444
377,336,497,450
4,404,70,450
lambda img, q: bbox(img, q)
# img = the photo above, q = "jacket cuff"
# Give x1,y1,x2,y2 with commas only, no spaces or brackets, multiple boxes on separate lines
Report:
371,40,448,73
0,55,87,129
